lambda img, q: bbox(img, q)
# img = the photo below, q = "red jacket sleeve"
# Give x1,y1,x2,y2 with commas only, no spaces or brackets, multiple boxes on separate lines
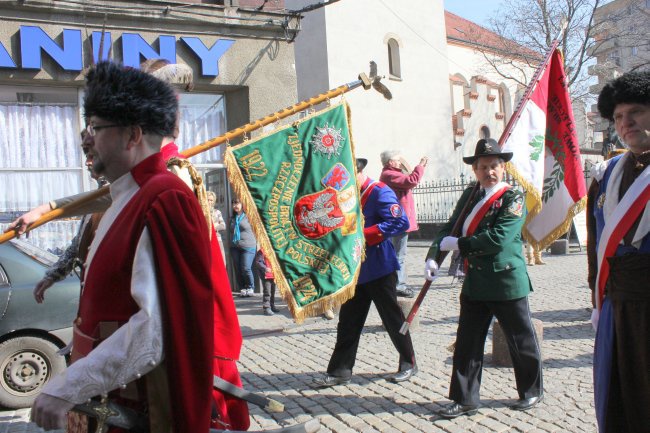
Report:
380,165,424,190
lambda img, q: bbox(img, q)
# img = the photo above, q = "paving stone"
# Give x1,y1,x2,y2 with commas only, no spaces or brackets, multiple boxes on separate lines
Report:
0,248,600,433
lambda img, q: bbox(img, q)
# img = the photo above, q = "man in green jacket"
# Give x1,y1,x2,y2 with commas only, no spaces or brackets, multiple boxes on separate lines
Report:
425,138,543,418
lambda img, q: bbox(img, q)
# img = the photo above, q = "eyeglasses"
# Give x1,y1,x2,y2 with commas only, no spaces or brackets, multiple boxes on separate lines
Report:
86,123,122,137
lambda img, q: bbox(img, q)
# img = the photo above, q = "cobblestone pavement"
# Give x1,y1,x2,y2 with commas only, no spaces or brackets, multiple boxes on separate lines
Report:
1,242,596,433
239,242,596,433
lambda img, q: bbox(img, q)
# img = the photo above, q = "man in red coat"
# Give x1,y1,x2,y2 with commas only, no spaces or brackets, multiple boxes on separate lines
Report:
30,62,217,433
379,151,428,297
13,61,249,431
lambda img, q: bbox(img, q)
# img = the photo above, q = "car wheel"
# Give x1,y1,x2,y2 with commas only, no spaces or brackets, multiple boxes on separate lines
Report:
0,336,66,409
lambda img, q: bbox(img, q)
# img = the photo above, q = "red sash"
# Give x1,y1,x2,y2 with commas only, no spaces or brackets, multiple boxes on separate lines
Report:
464,185,511,237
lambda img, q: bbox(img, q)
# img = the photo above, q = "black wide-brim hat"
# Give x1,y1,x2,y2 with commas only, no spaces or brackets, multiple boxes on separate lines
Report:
462,138,513,165
356,158,368,171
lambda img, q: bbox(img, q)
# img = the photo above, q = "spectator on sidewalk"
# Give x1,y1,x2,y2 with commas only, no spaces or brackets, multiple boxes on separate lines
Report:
207,191,226,260
230,198,256,297
254,249,279,316
379,150,428,298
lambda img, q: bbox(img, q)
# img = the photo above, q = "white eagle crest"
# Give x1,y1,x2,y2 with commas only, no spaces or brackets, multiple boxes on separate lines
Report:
298,192,344,232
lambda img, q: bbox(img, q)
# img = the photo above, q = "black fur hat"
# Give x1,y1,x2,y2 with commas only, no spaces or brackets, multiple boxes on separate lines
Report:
83,61,178,136
597,70,650,121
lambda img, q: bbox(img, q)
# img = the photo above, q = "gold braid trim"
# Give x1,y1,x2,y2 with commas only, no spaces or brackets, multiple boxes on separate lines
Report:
505,161,543,223
224,101,362,323
166,157,213,238
523,195,587,251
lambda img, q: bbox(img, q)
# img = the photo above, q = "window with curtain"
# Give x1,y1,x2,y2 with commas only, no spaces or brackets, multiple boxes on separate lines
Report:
175,92,226,165
0,88,226,253
0,85,84,252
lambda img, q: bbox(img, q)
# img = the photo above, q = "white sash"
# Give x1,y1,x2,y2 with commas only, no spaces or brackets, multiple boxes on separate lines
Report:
595,162,650,306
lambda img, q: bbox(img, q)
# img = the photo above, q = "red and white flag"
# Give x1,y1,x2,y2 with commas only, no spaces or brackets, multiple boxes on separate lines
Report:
501,49,587,250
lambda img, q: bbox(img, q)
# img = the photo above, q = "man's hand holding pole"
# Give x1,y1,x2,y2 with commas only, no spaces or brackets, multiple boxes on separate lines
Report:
399,183,480,335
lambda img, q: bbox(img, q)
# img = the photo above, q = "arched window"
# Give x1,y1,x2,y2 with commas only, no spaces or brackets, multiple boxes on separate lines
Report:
387,38,401,79
480,125,491,139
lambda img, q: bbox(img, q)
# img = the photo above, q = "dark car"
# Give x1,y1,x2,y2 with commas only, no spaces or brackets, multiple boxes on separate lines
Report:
0,239,78,409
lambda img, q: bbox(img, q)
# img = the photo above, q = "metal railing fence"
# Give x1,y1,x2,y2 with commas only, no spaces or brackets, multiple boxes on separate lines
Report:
413,162,593,224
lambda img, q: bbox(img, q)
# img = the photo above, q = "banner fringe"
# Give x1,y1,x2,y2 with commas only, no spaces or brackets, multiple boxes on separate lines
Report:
505,162,543,222
224,101,362,323
523,195,587,252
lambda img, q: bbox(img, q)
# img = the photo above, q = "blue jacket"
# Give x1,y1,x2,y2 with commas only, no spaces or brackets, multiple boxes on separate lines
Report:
358,178,409,284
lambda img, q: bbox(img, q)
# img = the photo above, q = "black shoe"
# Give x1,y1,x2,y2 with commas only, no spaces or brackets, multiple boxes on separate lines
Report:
388,366,418,383
438,402,479,419
396,288,414,298
271,306,280,313
509,395,543,411
312,375,350,388
263,308,274,316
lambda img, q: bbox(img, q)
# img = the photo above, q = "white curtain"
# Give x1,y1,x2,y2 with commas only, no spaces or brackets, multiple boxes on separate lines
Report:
0,221,80,255
175,101,226,164
0,104,83,252
0,105,81,169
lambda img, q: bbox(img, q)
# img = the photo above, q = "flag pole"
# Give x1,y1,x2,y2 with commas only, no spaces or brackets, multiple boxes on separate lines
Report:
0,73,375,244
181,74,373,158
498,22,568,148
399,181,480,335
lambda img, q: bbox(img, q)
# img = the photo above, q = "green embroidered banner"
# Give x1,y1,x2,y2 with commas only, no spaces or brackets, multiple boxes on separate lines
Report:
225,102,363,322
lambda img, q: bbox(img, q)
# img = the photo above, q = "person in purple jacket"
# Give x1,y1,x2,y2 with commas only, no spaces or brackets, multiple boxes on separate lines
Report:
379,151,429,297
313,158,418,388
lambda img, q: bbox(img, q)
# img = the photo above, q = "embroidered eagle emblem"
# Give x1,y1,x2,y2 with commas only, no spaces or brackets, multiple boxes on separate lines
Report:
296,191,344,238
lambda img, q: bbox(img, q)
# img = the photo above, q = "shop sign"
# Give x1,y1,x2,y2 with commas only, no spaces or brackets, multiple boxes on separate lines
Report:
0,26,234,77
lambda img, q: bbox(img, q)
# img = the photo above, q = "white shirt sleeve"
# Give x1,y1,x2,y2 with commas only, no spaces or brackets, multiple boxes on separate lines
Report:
42,228,164,404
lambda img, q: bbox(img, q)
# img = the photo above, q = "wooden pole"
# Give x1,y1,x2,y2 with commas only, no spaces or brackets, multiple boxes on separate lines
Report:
399,182,480,335
0,73,373,244
498,23,567,148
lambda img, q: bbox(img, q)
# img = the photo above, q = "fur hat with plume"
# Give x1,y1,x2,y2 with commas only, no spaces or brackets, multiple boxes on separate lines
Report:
141,58,194,91
83,61,178,137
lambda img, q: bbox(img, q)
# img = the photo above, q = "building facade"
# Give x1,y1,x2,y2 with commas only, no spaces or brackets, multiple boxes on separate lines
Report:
0,0,298,251
588,0,650,151
287,0,455,180
444,11,539,177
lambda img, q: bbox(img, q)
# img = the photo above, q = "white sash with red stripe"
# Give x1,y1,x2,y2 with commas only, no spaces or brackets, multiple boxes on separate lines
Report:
462,182,511,237
595,156,650,310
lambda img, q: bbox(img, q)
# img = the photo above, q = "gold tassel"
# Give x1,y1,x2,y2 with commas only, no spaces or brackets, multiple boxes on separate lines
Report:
166,157,213,238
523,196,587,252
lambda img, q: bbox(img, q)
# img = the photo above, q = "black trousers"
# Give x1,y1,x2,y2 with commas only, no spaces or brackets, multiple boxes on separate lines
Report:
327,272,416,379
449,294,543,406
604,253,650,433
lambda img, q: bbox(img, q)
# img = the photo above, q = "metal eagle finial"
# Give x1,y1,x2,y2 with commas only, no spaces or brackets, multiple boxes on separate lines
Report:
368,60,393,100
